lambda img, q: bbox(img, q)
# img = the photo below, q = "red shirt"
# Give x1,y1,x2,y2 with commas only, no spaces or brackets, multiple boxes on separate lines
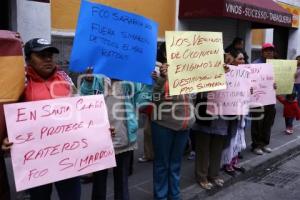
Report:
24,66,72,101
277,96,300,119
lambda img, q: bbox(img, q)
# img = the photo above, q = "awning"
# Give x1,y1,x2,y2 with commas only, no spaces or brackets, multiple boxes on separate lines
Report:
179,0,293,28
27,0,49,3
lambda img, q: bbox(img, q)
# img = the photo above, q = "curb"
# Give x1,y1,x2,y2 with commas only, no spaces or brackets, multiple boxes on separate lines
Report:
182,136,300,200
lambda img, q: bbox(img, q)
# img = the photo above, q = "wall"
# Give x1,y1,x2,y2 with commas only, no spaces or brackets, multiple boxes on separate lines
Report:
177,18,251,53
51,0,176,38
16,0,51,42
276,0,300,59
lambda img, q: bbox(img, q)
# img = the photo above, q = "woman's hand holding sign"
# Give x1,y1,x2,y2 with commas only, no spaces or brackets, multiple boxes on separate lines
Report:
1,137,13,152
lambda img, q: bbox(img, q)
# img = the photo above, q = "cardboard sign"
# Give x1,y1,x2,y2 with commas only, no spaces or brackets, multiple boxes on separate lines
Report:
241,64,276,107
165,31,226,96
4,95,116,191
206,65,251,115
267,59,297,95
69,0,158,84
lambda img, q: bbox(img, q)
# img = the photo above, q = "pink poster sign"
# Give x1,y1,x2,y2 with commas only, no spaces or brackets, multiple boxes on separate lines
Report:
4,95,116,191
207,65,251,115
241,64,276,107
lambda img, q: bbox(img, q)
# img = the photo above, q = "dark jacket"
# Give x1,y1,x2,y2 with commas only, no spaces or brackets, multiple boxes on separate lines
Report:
192,93,238,136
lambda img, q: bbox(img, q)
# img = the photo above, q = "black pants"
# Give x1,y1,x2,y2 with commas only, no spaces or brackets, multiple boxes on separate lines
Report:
29,177,81,200
92,151,131,200
189,130,196,152
251,105,276,149
0,153,10,200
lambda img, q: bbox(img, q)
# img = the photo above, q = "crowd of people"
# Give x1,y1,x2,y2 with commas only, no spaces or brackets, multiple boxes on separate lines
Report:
0,35,300,200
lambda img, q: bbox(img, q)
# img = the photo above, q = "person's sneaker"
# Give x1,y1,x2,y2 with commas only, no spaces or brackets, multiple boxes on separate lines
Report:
253,148,264,155
285,129,292,135
210,178,224,187
138,156,151,163
198,180,213,190
262,147,272,153
188,151,196,160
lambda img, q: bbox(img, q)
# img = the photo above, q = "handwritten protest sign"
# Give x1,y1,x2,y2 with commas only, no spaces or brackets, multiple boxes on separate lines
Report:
267,59,297,95
206,65,251,115
241,64,276,107
4,95,116,191
165,31,226,96
69,0,158,85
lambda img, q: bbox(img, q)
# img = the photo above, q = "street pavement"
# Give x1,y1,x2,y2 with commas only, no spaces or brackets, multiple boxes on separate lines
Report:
202,152,300,200
5,103,300,200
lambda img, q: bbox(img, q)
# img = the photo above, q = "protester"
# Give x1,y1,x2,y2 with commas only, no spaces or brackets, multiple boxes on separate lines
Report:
221,49,247,176
138,106,154,163
80,68,152,200
250,43,277,155
193,94,235,189
277,94,300,134
138,61,161,163
225,37,249,64
1,38,81,200
151,42,195,200
192,56,237,189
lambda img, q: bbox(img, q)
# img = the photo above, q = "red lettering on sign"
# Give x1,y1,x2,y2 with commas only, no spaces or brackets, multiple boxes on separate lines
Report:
15,132,35,144
28,168,48,181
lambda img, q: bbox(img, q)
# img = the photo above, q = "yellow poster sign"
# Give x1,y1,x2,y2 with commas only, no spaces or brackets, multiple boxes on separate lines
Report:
267,59,297,95
165,31,226,96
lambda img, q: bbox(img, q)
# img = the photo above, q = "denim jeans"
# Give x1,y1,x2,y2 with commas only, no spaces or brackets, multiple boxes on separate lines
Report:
152,122,189,200
92,151,131,200
285,117,294,128
29,177,81,200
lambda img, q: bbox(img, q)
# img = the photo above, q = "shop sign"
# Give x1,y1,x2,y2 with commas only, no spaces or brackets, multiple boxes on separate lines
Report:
224,0,292,27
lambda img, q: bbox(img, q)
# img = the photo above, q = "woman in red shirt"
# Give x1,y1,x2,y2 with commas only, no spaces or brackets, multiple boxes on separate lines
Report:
2,38,80,200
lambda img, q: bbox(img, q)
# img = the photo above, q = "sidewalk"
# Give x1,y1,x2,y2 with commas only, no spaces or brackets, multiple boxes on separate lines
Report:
6,103,300,200
182,104,300,200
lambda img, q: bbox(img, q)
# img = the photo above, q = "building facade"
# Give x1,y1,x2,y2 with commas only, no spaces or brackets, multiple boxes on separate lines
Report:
1,0,300,65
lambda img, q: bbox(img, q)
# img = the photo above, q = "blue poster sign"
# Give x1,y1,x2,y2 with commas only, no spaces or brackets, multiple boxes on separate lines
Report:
69,0,158,84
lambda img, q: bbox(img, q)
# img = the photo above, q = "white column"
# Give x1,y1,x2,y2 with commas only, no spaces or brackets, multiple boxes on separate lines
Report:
245,27,252,61
175,0,190,31
16,0,51,43
264,29,274,43
287,28,300,59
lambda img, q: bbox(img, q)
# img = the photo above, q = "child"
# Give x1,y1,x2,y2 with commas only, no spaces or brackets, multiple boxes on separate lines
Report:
277,94,300,134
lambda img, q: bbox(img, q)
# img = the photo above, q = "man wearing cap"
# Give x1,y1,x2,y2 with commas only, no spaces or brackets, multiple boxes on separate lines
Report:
250,43,277,155
2,38,80,199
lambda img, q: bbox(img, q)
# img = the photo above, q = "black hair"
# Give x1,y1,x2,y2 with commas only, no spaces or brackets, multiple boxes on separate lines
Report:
232,37,244,46
157,42,167,63
228,49,244,59
225,37,244,53
286,93,296,101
